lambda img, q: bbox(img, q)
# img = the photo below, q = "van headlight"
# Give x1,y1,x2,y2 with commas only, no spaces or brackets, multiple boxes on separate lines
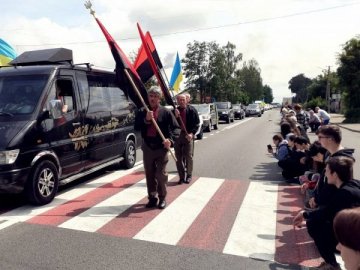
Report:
0,149,20,164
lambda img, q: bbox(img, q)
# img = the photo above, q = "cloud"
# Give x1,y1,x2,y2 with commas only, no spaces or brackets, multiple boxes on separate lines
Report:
1,0,359,103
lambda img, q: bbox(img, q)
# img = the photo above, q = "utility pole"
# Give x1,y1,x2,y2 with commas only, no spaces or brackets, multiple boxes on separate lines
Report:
326,66,331,112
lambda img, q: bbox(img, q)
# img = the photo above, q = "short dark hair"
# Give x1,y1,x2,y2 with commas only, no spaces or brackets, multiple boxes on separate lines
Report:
326,156,353,182
272,134,284,142
308,141,327,157
316,125,342,144
287,134,296,142
294,136,308,145
334,207,360,252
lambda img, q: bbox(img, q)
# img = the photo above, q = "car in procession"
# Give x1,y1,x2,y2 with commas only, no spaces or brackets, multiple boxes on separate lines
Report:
245,103,262,117
233,104,246,119
214,101,235,123
0,48,140,205
191,103,218,132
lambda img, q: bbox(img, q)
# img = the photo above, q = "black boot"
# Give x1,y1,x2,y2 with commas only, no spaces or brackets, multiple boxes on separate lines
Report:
145,197,158,208
158,199,166,209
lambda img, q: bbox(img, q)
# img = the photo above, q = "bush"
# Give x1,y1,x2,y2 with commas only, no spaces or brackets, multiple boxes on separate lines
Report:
344,108,360,123
304,97,327,110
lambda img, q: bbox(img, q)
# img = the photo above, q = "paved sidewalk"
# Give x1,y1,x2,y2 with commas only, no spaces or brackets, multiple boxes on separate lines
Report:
330,113,360,133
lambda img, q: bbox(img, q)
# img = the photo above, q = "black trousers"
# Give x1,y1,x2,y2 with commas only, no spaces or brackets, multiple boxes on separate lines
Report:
306,218,338,265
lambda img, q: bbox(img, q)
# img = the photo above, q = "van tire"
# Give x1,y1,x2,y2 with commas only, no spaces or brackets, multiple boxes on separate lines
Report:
121,140,136,169
25,160,59,205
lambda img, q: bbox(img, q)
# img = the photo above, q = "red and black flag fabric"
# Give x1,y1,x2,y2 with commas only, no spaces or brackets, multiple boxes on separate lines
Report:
94,17,149,108
133,32,163,84
136,23,175,107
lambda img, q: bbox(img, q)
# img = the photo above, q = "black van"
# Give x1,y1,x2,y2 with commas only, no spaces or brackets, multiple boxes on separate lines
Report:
0,48,140,205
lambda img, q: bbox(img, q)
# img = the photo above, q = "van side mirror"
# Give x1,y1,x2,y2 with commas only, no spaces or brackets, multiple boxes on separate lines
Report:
49,99,64,119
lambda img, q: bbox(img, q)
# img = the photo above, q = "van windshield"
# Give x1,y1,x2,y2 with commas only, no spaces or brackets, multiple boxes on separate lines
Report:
0,74,48,115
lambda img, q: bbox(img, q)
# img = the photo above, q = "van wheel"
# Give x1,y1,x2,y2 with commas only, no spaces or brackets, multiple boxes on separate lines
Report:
121,140,136,169
25,160,59,205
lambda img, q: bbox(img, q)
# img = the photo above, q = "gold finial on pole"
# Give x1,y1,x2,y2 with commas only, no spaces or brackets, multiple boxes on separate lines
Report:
84,0,96,17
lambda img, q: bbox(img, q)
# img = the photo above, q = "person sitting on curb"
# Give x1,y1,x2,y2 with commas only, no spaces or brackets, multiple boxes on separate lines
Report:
268,134,289,162
309,109,321,132
315,106,331,125
309,125,355,210
293,156,360,270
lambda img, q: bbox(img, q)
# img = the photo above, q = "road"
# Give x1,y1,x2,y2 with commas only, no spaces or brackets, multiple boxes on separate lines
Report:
0,109,359,270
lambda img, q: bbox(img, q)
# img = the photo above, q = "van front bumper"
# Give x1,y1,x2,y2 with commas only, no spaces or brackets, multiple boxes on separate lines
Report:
0,167,31,194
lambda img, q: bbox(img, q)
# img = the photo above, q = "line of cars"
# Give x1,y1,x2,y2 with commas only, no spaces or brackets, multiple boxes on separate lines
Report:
191,101,246,140
191,101,275,139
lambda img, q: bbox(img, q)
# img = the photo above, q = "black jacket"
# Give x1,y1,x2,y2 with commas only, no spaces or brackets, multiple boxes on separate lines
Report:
305,179,360,223
314,148,355,206
177,105,200,135
134,106,180,148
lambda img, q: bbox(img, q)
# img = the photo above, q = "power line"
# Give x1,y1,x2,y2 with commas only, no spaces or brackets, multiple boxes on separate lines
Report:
14,1,360,47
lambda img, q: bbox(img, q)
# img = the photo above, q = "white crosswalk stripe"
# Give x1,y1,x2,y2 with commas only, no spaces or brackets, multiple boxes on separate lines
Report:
134,177,224,245
223,181,278,260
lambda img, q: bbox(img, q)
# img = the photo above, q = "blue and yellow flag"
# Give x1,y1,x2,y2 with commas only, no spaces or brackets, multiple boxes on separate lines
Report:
0,39,17,66
169,52,183,93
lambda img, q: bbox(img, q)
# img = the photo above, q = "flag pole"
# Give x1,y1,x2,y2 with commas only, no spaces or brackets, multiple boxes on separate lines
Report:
124,70,177,162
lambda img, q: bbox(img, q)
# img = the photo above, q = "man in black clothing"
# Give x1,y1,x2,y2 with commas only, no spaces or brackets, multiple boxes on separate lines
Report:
294,157,360,270
134,86,180,209
174,94,200,184
308,125,355,209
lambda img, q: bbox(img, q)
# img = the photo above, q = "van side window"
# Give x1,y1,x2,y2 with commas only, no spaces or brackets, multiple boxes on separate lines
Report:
56,80,75,113
86,73,128,113
109,87,128,111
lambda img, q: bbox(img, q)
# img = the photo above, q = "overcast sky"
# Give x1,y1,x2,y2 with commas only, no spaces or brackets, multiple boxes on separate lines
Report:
1,0,359,102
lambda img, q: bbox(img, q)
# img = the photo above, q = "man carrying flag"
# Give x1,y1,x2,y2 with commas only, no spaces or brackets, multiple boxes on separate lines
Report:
134,86,180,209
169,52,183,93
85,1,179,209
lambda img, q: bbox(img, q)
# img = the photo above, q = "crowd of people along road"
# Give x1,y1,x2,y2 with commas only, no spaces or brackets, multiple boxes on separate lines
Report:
268,103,360,270
134,86,199,210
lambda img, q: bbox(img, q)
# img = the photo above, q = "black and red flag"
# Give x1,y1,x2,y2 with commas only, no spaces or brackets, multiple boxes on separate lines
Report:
133,32,163,84
136,23,175,108
93,17,149,108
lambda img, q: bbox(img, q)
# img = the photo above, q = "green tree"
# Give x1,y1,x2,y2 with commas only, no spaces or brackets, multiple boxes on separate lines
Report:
263,84,273,103
236,59,263,103
182,41,210,102
337,37,360,122
288,74,312,103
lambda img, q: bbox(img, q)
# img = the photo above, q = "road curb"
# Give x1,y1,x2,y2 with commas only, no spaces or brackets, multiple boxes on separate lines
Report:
335,124,360,133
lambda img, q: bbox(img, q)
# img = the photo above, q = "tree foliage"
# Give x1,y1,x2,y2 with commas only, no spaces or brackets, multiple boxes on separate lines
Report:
182,40,263,104
288,74,312,103
337,37,360,121
263,84,274,103
235,59,263,103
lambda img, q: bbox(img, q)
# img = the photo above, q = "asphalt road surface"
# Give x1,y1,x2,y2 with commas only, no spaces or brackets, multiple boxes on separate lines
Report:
0,109,359,270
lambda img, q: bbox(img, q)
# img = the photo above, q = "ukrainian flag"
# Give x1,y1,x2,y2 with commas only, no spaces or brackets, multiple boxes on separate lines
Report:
0,39,17,66
169,52,183,93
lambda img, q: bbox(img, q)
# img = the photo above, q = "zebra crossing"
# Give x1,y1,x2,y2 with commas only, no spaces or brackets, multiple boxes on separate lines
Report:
0,164,324,268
